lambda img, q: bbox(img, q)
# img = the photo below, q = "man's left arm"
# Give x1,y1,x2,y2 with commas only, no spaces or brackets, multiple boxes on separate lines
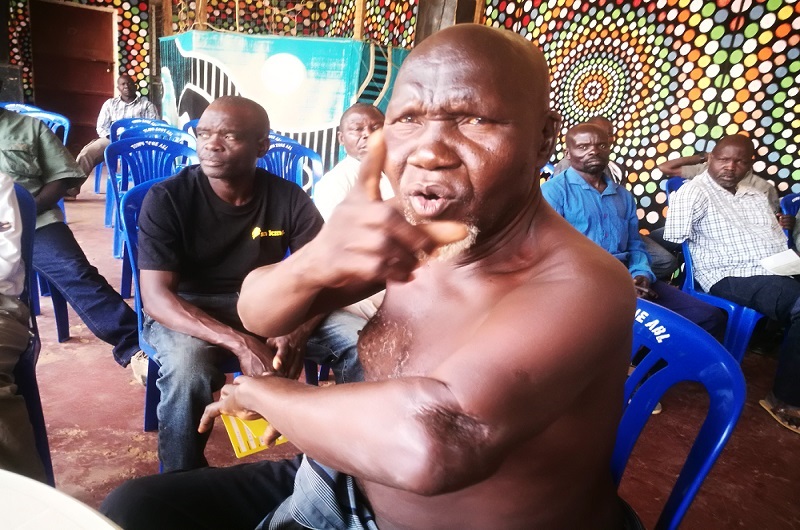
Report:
206,278,634,495
143,100,160,120
33,125,85,212
623,193,655,284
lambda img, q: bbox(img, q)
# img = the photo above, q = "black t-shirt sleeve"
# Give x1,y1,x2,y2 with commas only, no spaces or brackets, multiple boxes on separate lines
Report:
138,183,183,271
288,185,324,252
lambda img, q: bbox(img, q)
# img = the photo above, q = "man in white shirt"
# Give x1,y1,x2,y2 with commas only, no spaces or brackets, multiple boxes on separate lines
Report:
664,134,800,434
0,172,45,481
313,103,392,221
74,75,160,190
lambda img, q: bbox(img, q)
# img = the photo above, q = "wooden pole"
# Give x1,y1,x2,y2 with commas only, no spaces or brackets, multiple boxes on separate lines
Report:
162,0,174,36
416,0,476,44
195,0,208,30
353,0,366,40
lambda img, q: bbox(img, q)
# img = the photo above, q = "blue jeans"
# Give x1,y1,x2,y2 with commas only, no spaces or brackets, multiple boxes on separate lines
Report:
710,275,800,405
142,293,365,472
33,222,139,366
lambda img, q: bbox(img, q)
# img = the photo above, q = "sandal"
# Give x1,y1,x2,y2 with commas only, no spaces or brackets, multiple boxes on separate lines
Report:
759,393,800,435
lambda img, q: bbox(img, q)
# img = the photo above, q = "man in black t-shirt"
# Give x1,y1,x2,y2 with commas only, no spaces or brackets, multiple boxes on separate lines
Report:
137,96,365,472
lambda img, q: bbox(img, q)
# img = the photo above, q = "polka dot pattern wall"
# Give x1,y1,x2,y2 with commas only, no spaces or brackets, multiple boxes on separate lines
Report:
483,0,800,230
8,0,151,99
363,0,417,48
202,1,330,35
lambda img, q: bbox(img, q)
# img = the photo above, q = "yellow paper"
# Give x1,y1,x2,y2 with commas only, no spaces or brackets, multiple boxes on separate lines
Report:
221,415,288,458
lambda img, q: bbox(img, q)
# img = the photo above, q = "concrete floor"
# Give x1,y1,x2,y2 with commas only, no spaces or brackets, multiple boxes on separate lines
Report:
33,177,800,529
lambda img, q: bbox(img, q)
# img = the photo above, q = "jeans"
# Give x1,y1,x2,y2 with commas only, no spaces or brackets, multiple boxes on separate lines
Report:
710,275,800,405
642,235,679,281
143,292,365,472
33,222,140,366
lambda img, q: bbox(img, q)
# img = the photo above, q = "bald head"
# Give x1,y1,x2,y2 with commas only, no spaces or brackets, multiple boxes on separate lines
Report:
382,24,560,235
207,96,270,137
712,134,755,158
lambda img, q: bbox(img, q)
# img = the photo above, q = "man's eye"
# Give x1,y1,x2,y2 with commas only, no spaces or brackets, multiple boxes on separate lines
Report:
225,134,237,140
398,115,415,123
465,117,485,125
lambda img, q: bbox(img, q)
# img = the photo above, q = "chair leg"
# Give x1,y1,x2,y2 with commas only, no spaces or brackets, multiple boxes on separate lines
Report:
30,274,41,317
49,283,71,343
318,364,331,382
120,245,132,299
724,309,763,364
304,360,319,385
112,222,124,259
144,357,161,432
104,177,114,228
94,163,104,194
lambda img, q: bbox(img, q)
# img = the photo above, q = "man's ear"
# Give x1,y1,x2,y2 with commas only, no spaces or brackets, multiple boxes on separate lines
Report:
336,130,343,145
256,135,270,158
535,111,562,168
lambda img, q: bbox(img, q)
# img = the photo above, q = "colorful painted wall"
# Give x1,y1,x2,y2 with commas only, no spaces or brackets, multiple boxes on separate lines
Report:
8,0,152,100
481,0,800,231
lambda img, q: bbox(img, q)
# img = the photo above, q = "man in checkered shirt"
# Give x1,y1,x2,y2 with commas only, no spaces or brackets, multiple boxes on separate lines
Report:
664,134,800,435
74,75,159,190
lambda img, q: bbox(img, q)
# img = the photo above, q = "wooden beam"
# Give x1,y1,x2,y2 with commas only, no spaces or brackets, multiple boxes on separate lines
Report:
416,0,476,44
195,0,208,30
161,0,173,36
353,0,366,40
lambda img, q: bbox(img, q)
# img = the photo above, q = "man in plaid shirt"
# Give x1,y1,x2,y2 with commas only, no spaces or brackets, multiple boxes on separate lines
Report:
664,134,800,435
74,75,159,190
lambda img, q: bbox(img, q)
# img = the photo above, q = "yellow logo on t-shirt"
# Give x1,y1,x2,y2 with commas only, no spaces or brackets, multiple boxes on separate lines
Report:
251,227,285,239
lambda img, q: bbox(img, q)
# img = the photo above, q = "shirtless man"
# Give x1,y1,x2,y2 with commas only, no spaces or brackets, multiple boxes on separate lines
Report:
102,24,639,529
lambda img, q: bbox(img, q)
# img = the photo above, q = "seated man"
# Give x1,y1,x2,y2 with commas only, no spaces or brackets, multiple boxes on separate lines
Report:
0,107,143,381
664,134,800,434
314,102,390,320
313,103,392,221
542,123,726,339
75,75,159,189
0,172,45,482
102,24,644,529
555,116,678,279
136,96,364,472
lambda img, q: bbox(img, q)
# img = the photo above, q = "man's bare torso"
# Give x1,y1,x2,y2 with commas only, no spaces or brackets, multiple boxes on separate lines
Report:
355,208,632,529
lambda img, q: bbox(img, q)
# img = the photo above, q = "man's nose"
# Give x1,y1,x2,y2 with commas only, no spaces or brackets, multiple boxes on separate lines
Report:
406,122,460,170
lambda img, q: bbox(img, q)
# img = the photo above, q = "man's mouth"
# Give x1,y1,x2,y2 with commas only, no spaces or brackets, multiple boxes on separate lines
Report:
407,185,454,218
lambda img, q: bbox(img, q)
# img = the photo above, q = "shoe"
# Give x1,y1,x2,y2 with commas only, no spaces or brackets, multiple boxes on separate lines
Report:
651,402,663,415
759,392,800,434
130,350,148,386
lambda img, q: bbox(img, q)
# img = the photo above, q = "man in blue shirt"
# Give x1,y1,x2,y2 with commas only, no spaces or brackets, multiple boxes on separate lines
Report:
542,123,725,338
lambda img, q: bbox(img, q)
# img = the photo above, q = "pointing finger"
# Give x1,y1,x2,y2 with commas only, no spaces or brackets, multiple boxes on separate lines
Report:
356,129,386,201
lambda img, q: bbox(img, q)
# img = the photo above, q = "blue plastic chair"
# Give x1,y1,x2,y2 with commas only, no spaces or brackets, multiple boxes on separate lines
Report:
182,118,199,136
105,138,198,298
119,125,197,150
95,117,167,195
24,110,70,145
780,193,799,249
613,299,746,530
0,102,41,112
258,132,324,197
666,177,765,362
12,184,55,485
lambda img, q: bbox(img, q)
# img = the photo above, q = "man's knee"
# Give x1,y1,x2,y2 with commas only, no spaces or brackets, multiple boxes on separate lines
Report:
100,477,165,530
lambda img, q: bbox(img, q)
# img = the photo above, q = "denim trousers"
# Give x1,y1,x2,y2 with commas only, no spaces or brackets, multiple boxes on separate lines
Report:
33,222,140,366
142,292,366,472
710,275,800,405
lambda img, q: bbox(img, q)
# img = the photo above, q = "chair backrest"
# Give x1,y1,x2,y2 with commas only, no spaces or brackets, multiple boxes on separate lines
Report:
104,138,198,219
119,125,197,149
11,184,54,485
23,110,70,145
780,193,799,249
665,176,686,195
119,177,168,324
613,299,746,530
182,118,199,136
0,102,41,112
258,132,323,196
109,117,167,142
